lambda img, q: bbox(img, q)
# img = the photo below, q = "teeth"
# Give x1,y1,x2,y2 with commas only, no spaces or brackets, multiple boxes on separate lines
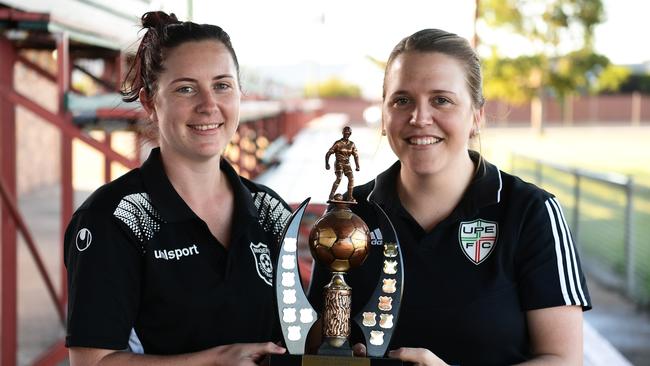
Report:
408,136,441,145
189,123,221,131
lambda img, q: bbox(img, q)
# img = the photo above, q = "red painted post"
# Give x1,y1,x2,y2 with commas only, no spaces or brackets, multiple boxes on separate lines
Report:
266,117,276,141
135,135,142,165
57,32,72,308
102,54,114,183
113,52,124,95
30,340,67,366
104,132,112,183
254,119,263,176
0,35,18,366
102,52,124,182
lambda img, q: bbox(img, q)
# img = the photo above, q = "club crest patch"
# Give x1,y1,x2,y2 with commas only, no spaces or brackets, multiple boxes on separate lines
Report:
458,219,498,265
250,242,273,286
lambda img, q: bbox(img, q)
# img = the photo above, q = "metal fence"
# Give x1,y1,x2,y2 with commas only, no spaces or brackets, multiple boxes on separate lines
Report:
510,153,650,307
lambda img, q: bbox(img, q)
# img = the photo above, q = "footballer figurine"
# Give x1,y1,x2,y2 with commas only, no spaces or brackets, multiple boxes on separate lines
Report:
326,126,360,201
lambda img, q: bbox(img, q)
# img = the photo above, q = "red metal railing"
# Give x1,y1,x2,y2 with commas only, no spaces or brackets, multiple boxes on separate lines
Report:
0,30,138,366
1,32,18,366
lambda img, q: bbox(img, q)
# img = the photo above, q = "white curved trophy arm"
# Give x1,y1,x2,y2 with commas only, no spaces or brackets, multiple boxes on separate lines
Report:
275,198,318,355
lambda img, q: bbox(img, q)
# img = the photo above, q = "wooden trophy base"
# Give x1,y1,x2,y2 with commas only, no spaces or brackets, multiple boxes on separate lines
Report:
269,354,403,366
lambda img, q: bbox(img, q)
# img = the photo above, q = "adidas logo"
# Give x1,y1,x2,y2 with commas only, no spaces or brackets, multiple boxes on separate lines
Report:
369,228,383,245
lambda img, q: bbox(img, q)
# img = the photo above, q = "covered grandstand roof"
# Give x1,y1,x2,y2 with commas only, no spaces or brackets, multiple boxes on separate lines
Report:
0,0,148,52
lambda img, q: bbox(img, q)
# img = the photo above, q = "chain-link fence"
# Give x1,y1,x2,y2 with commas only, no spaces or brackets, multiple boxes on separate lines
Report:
510,153,650,307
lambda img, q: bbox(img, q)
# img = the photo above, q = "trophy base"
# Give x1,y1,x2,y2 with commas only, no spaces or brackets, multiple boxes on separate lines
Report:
317,340,353,357
269,354,403,366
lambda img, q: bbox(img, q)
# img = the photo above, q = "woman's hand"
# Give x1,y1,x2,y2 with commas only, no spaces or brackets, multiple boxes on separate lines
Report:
388,347,448,366
70,342,286,366
211,342,285,366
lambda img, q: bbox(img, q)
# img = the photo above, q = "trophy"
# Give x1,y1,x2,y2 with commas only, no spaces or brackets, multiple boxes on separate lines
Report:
271,127,404,365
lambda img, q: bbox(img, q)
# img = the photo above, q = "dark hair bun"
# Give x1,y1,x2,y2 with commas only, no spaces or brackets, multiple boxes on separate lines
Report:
121,10,240,104
141,11,179,30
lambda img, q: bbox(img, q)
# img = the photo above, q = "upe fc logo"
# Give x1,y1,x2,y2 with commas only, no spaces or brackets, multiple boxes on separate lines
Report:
459,219,498,265
250,242,273,286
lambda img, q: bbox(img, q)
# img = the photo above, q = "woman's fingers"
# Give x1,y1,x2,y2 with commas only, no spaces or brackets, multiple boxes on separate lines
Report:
388,347,446,366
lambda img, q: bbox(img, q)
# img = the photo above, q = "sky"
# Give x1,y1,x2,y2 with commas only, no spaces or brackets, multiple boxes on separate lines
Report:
151,0,649,99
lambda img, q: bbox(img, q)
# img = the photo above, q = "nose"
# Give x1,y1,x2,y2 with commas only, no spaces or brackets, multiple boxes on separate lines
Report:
196,89,219,115
409,103,434,127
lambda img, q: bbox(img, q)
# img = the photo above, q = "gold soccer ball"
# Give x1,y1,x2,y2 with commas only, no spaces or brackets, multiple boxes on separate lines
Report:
308,205,370,272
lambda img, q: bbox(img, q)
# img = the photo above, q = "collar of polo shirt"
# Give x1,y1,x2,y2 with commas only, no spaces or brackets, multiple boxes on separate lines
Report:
367,150,503,220
139,148,259,223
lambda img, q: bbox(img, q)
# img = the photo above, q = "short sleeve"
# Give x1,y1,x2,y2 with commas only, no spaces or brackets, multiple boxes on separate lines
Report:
516,195,591,311
250,189,292,248
64,209,142,349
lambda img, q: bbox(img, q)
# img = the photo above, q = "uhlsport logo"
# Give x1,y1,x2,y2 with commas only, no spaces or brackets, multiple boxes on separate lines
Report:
250,242,273,286
459,219,498,265
154,245,199,260
76,228,92,252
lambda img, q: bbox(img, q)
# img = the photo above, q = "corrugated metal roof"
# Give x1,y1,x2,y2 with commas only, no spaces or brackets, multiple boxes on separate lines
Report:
1,0,152,50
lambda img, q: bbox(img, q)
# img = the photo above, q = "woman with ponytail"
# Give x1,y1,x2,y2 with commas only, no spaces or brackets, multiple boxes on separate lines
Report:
65,11,289,365
309,29,591,365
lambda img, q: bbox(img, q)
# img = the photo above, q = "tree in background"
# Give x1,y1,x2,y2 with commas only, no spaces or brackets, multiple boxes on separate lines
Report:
611,72,650,94
479,0,629,131
304,77,361,98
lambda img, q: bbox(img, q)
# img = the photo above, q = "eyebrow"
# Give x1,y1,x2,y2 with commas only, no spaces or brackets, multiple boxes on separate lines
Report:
169,74,235,84
390,89,457,96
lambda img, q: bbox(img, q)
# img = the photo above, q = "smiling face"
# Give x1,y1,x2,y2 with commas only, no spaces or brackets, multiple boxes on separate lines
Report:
141,40,240,162
382,51,482,177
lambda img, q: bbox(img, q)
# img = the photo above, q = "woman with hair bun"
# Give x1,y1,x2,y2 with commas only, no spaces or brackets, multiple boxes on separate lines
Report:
65,11,289,365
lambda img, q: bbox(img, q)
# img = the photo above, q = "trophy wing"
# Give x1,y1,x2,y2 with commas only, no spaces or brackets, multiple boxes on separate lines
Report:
352,202,405,358
275,198,318,355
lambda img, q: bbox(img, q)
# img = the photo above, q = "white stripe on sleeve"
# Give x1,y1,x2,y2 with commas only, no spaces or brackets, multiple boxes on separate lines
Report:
549,198,580,304
551,197,589,306
545,200,572,305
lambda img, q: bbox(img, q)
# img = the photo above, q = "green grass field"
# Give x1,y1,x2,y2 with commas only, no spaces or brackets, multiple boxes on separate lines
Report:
480,126,650,185
479,125,650,305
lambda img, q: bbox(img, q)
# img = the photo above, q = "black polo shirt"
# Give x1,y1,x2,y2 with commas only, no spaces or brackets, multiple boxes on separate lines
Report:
65,147,291,355
308,151,591,366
